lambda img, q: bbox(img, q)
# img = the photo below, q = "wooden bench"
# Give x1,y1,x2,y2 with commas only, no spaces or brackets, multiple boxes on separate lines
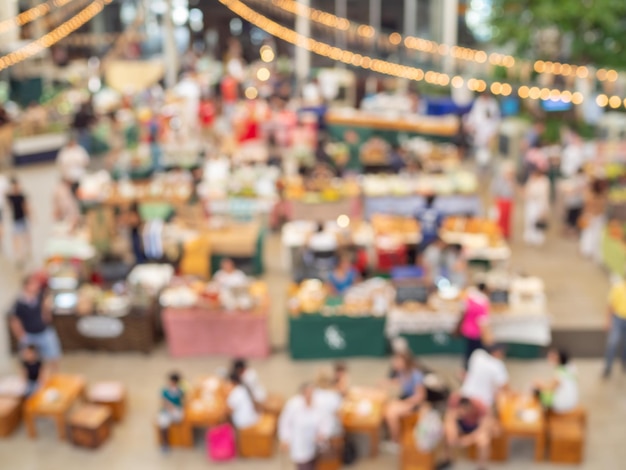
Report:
0,397,21,437
86,382,127,422
399,413,435,470
238,414,276,458
68,404,113,449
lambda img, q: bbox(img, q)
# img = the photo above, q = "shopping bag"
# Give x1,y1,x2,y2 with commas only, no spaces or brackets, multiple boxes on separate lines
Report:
206,423,236,461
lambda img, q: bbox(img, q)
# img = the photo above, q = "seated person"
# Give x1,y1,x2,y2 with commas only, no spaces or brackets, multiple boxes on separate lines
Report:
21,344,44,397
232,358,267,403
422,237,447,281
384,352,426,444
157,372,185,452
534,347,579,413
334,361,350,396
227,372,260,430
313,367,344,437
328,256,359,295
439,394,492,470
213,258,247,289
307,222,338,255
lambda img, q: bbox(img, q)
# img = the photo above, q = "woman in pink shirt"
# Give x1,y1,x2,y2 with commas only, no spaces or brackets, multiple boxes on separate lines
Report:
459,283,490,370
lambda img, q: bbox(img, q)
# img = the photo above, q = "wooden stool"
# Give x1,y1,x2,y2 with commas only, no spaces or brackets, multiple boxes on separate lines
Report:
86,382,127,422
238,413,276,458
466,432,508,462
68,404,113,449
548,419,584,464
0,397,21,437
262,393,285,419
155,421,194,448
400,430,435,470
549,406,587,428
316,437,344,470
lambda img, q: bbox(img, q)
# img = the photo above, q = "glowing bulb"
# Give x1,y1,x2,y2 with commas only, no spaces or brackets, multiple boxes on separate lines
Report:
337,215,350,228
256,67,270,81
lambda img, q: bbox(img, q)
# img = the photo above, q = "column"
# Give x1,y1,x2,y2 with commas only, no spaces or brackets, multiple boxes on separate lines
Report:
163,0,178,89
0,0,18,45
369,0,381,53
442,0,458,74
335,0,347,68
403,0,417,37
294,0,311,90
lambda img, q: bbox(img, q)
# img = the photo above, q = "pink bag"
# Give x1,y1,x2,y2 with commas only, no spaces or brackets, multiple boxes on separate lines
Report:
206,424,236,461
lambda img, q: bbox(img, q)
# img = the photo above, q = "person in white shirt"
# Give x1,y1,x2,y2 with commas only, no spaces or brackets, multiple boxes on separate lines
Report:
213,258,248,289
312,367,344,437
227,372,260,430
534,348,579,413
279,383,331,470
465,92,501,165
523,167,550,246
307,223,338,253
232,358,267,403
56,137,90,191
52,179,80,228
461,344,509,408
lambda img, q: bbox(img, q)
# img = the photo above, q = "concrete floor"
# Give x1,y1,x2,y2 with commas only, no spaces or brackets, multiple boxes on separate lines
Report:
0,162,619,469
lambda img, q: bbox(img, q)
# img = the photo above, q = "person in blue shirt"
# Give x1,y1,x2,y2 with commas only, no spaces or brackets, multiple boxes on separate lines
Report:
384,351,426,445
416,194,444,250
328,256,360,295
158,372,185,452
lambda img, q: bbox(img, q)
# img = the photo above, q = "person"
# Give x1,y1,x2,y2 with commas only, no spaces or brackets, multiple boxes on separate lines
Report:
523,167,550,246
580,178,607,263
0,171,8,251
279,382,331,470
21,344,44,397
213,258,248,289
384,352,426,444
334,362,349,396
312,367,343,437
443,243,467,288
422,237,447,282
328,255,359,295
461,344,509,408
307,223,338,254
415,195,443,250
534,348,579,413
6,176,31,261
491,162,516,240
122,203,144,264
158,372,185,452
72,101,96,152
232,358,267,403
227,372,260,430
459,283,491,370
562,168,587,238
603,277,626,378
388,144,406,172
439,395,492,470
56,137,90,194
465,92,501,166
52,179,80,228
8,274,61,372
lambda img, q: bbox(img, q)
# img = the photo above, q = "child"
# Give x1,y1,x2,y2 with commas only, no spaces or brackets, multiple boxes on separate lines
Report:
21,345,43,397
534,348,579,413
157,372,185,452
6,176,31,262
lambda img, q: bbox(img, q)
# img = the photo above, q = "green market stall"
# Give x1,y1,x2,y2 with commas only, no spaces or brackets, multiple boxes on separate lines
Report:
289,313,387,360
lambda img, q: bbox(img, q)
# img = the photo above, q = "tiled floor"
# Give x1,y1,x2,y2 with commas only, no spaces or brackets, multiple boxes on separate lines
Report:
0,162,619,469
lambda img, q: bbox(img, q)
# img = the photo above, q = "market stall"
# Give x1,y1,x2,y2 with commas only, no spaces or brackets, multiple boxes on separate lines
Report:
287,279,391,360
161,278,270,358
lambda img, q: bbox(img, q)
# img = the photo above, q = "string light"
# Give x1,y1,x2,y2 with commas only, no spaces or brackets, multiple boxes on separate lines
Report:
221,0,580,104
0,0,111,72
255,0,620,84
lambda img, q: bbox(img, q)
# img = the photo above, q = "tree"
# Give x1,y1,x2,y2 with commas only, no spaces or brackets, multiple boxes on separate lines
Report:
489,0,626,68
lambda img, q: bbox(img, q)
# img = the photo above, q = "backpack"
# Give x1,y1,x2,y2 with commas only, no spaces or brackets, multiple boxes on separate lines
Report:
206,423,236,461
414,407,443,452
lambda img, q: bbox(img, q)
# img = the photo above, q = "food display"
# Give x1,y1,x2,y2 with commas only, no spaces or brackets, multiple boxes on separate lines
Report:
361,171,478,197
441,217,504,248
370,214,421,245
160,277,269,313
288,278,394,317
283,175,361,202
404,138,460,170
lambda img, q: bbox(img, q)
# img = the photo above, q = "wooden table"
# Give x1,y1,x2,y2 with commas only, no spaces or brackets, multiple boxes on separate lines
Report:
24,374,86,440
497,393,546,461
179,376,232,444
340,387,387,457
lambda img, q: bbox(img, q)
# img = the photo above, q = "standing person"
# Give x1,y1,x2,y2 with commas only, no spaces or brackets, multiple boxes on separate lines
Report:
328,256,359,295
533,348,579,412
459,283,491,370
157,372,185,452
279,383,331,470
72,102,95,152
416,195,444,251
461,345,509,409
523,167,550,246
580,178,607,263
603,277,626,378
9,274,61,372
465,92,501,167
6,177,31,262
56,137,90,195
562,168,587,238
226,372,260,430
491,162,516,240
313,367,344,437
52,179,80,228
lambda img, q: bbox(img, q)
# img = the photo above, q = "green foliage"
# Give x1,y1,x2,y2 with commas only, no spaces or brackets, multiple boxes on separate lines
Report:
490,0,626,68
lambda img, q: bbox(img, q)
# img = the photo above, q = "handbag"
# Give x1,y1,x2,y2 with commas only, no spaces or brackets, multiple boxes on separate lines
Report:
206,423,236,462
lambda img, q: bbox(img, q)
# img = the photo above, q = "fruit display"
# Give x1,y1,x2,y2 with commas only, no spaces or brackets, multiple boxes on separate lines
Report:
441,217,504,248
284,175,360,202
